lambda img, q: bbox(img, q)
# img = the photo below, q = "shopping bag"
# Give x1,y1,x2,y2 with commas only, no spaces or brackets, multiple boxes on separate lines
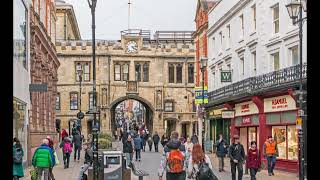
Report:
30,168,38,180
54,151,60,165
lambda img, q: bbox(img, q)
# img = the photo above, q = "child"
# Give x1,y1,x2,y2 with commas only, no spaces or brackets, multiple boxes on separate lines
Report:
246,141,261,180
147,137,153,152
60,137,73,169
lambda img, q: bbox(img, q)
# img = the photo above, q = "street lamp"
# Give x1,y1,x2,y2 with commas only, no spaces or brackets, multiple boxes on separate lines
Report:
200,57,208,152
87,0,99,180
285,0,307,179
77,69,83,112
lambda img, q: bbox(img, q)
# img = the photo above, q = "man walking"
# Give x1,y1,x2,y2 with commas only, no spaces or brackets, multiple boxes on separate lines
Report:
152,131,160,152
32,139,55,180
73,133,82,161
263,135,278,176
228,135,245,180
122,131,134,168
158,131,186,180
216,134,227,172
133,134,143,161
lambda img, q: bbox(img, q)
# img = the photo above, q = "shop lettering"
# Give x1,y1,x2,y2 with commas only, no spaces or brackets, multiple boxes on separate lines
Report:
242,117,251,124
271,98,288,109
241,104,250,113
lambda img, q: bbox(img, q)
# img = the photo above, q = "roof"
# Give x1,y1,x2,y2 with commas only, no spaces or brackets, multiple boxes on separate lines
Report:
194,0,218,21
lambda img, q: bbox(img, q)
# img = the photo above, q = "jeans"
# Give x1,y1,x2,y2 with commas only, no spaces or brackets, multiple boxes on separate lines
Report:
77,163,90,180
166,171,186,180
154,143,159,152
48,167,55,180
250,168,258,180
135,149,141,160
37,167,49,180
74,145,81,160
148,144,152,151
218,157,225,170
267,156,276,174
230,161,243,180
63,152,70,168
125,153,133,167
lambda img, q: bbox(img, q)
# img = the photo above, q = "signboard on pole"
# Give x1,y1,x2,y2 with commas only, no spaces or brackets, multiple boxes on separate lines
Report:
221,71,232,82
296,117,302,130
194,86,208,104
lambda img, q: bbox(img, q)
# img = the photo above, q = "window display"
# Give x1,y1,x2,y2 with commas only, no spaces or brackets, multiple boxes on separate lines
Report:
272,125,298,160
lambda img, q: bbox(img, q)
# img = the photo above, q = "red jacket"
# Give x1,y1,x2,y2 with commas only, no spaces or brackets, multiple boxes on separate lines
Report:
246,148,261,169
61,129,68,140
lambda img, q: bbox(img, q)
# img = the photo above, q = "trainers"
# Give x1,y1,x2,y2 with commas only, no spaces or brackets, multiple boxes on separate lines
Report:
268,173,272,176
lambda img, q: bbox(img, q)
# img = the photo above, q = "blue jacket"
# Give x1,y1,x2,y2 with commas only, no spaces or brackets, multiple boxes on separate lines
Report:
133,136,143,150
216,139,227,157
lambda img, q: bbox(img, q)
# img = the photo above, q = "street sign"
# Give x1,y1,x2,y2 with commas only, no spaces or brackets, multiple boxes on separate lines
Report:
29,84,48,92
296,117,302,130
77,111,85,119
221,71,232,82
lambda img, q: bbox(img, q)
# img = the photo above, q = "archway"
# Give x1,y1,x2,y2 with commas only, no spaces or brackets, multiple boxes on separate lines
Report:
110,95,154,137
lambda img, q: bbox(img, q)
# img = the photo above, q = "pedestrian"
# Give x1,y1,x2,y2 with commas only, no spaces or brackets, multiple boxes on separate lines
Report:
32,138,55,180
187,144,216,180
77,143,93,180
179,136,186,144
147,137,153,152
161,134,169,147
13,137,24,179
263,135,278,176
59,137,73,169
246,141,261,180
133,134,143,161
142,130,148,152
122,132,134,168
184,137,193,168
216,134,228,172
73,133,82,162
228,134,246,180
46,136,56,180
158,131,186,180
61,129,68,142
152,131,160,152
191,134,199,144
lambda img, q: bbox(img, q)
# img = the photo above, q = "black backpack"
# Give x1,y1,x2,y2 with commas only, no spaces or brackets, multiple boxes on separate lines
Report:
196,161,218,180
13,147,23,164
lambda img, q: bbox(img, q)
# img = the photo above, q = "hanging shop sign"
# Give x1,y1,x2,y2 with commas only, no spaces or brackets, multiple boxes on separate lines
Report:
235,101,259,116
221,70,232,82
194,86,208,104
222,110,235,118
264,95,296,113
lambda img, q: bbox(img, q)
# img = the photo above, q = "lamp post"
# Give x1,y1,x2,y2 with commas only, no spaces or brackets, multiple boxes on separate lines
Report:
285,0,307,179
77,69,83,131
200,57,208,152
87,0,99,180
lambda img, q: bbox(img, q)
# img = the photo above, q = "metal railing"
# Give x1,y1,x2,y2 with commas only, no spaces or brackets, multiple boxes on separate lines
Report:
207,63,307,105
121,29,151,40
154,31,194,41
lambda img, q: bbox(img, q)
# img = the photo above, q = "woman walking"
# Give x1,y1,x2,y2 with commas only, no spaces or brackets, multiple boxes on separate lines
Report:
13,138,24,179
246,141,261,180
187,144,215,180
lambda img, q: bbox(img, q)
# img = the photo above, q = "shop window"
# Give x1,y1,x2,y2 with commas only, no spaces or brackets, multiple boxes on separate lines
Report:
272,125,298,160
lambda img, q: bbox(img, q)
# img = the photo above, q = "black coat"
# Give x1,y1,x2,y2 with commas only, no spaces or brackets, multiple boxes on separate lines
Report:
228,143,245,162
152,134,160,144
216,139,227,157
122,132,133,153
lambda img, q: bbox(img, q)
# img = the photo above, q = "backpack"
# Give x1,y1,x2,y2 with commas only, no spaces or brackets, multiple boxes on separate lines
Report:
196,161,218,180
167,149,184,173
63,142,72,153
13,147,23,164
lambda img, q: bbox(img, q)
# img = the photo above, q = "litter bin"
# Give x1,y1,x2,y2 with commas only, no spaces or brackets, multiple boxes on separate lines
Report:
103,151,123,180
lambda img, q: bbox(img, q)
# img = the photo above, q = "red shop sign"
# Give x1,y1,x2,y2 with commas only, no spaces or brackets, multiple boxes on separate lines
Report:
242,116,252,125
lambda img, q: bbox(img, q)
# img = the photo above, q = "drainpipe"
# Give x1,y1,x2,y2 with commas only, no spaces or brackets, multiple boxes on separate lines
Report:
64,12,67,40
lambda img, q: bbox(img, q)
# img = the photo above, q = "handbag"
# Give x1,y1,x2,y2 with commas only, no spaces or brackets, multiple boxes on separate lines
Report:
54,151,60,165
30,168,38,180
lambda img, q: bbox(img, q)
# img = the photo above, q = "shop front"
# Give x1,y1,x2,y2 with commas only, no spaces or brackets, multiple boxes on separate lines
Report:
233,101,260,154
264,95,298,172
207,107,230,152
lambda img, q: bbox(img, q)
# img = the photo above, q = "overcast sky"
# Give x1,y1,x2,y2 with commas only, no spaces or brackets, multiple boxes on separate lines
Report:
65,0,197,40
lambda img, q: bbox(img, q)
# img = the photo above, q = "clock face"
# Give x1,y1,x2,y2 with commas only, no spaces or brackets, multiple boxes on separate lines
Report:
126,41,138,53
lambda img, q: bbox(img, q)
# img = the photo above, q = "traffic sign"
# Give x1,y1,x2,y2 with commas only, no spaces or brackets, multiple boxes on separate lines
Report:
77,111,85,119
296,117,302,130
